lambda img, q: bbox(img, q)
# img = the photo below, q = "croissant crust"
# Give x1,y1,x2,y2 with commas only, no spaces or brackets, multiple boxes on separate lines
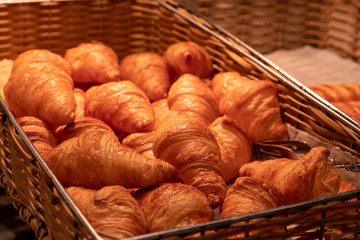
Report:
4,61,76,126
239,146,342,204
137,183,212,232
153,112,226,207
85,81,155,133
67,185,146,239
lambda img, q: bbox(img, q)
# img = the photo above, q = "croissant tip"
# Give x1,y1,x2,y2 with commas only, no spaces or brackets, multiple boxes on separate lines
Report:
134,120,154,132
207,194,223,208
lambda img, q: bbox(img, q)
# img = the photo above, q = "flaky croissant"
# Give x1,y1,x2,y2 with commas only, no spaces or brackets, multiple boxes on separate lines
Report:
47,127,178,189
137,183,212,233
153,111,226,207
74,88,86,120
220,176,284,219
66,185,146,239
164,41,214,80
209,116,252,182
85,81,155,133
239,146,342,204
64,41,120,84
17,116,57,159
11,49,72,75
338,179,357,193
151,98,171,131
0,59,13,100
4,61,76,126
119,52,171,101
167,73,219,125
331,101,360,123
122,131,156,160
211,71,251,102
56,116,113,143
218,78,288,143
311,83,360,102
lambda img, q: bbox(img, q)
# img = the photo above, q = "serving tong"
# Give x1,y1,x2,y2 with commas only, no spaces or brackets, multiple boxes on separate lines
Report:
254,140,360,172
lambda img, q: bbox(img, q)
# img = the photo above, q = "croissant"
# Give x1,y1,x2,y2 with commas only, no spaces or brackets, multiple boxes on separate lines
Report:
151,98,171,130
66,185,146,239
47,127,178,189
122,131,156,160
55,88,87,140
209,116,252,182
211,71,251,102
137,182,212,233
56,116,113,143
167,73,219,125
218,78,288,143
17,116,57,159
119,52,171,101
310,83,360,102
11,49,72,75
331,101,360,123
84,81,155,133
74,88,86,120
64,41,120,84
164,41,214,80
0,59,13,100
239,146,342,204
153,111,226,207
338,179,357,193
220,176,284,219
4,61,76,126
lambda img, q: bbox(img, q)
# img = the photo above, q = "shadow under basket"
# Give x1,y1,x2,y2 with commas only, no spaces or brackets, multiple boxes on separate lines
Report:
0,0,359,239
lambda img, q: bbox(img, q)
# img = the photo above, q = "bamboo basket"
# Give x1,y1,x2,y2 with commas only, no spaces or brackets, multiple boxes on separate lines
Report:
0,0,359,239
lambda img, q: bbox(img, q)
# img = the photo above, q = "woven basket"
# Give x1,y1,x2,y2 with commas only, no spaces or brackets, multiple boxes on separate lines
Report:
0,0,359,239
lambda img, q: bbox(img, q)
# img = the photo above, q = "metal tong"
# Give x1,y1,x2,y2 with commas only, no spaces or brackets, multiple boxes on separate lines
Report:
254,140,360,172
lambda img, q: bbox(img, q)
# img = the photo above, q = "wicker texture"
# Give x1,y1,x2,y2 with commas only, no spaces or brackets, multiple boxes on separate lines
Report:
0,0,359,239
182,0,360,61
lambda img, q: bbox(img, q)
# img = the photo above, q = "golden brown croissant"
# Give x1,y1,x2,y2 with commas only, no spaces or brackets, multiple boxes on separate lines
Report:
56,116,113,143
153,111,226,207
17,116,57,159
310,83,360,102
331,101,360,123
74,88,86,120
220,176,284,219
338,179,357,193
64,41,120,84
11,49,72,75
122,131,156,160
209,116,252,182
84,81,155,133
239,146,342,204
211,71,251,102
0,59,13,100
137,182,212,233
119,52,171,101
167,73,219,125
55,88,87,144
47,127,178,189
164,41,214,80
66,185,146,239
151,98,171,130
4,61,76,126
218,78,288,143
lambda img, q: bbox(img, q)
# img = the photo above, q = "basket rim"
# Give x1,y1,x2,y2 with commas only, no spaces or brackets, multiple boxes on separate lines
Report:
129,190,360,240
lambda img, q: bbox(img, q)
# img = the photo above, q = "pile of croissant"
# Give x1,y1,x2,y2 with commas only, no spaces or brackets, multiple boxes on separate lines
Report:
1,41,356,239
310,83,360,123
